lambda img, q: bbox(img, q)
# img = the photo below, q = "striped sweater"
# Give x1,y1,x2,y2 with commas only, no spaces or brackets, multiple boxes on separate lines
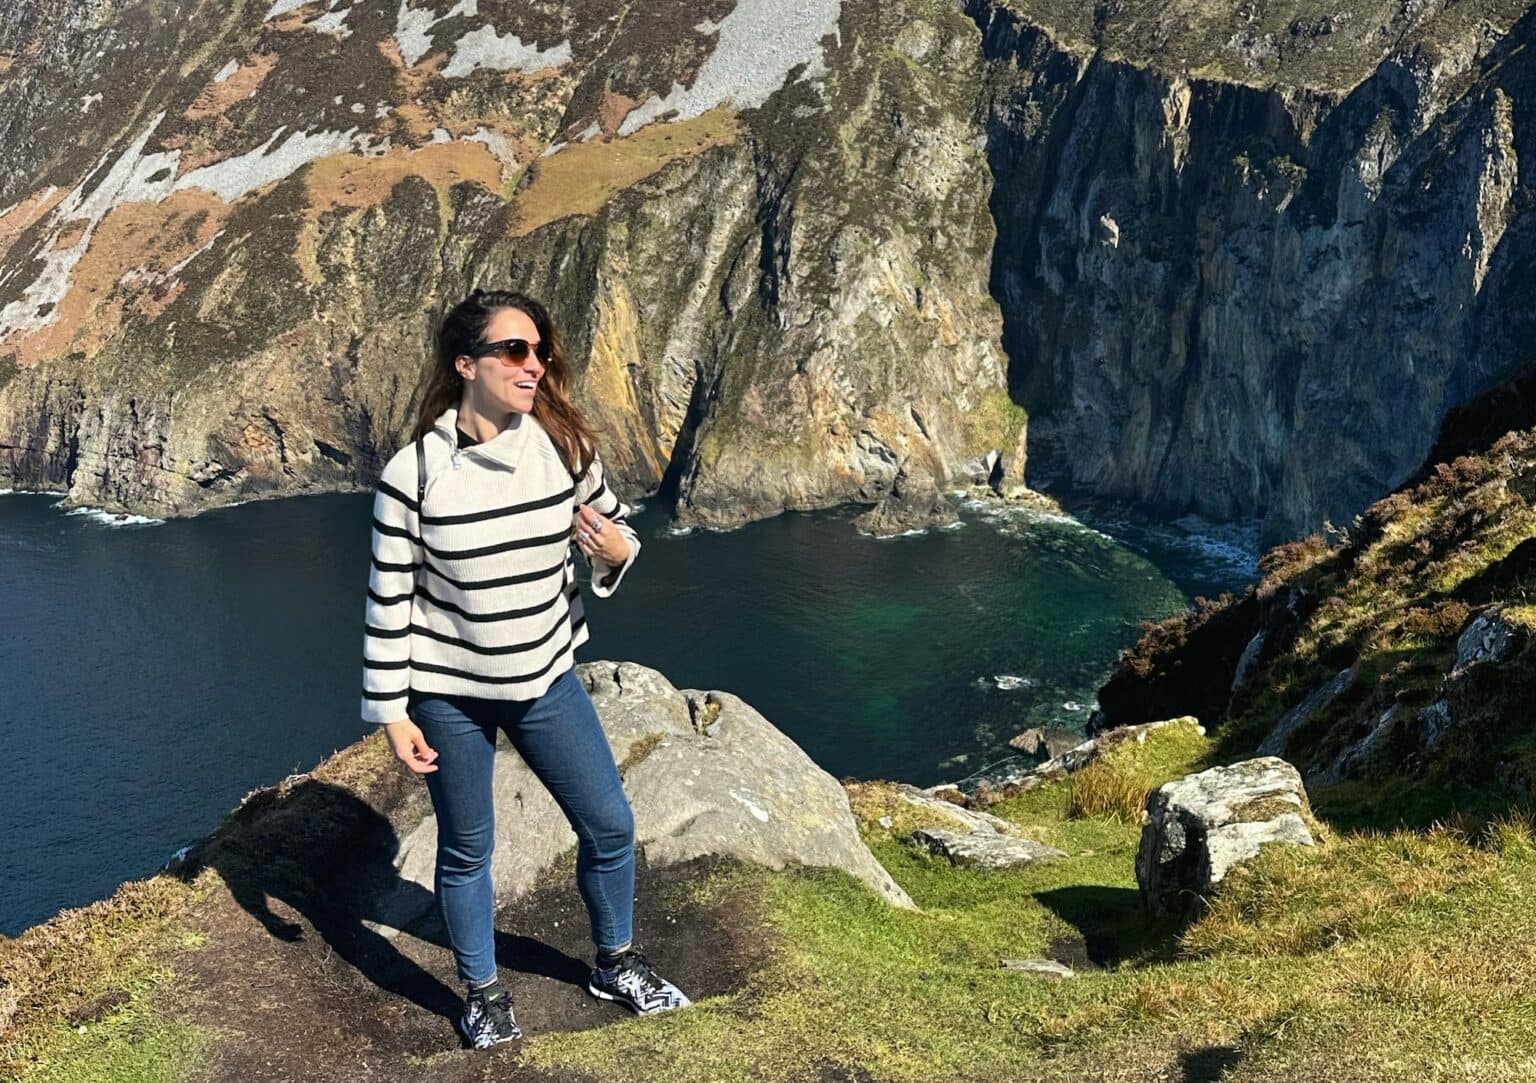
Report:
360,406,640,724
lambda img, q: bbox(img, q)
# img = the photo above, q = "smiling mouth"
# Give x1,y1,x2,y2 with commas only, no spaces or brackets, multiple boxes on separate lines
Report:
514,380,538,390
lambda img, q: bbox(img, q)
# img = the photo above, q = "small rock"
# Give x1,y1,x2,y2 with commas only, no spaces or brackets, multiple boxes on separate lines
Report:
1007,726,1080,759
999,958,1074,979
908,828,1065,869
1453,608,1523,677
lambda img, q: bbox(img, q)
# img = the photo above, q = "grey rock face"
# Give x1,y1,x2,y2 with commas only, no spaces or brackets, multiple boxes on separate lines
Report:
1137,757,1317,919
852,465,962,536
370,660,913,935
1257,668,1355,758
1453,608,1524,677
971,0,1536,545
909,827,1065,869
1007,726,1080,759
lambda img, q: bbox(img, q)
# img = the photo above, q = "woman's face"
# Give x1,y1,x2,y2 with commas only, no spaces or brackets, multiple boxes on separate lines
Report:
455,306,546,416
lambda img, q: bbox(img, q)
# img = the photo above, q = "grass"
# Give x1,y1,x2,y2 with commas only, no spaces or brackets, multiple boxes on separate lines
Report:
509,106,742,237
1063,719,1210,821
1,873,217,1082
525,722,1536,1081
10,712,1536,1081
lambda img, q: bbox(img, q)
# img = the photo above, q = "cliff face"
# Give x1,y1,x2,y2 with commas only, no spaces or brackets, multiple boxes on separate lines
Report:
1,0,1532,540
0,0,1021,524
973,0,1535,545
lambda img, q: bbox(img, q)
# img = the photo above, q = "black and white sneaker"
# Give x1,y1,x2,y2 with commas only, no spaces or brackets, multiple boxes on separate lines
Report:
457,982,522,1049
587,948,692,1015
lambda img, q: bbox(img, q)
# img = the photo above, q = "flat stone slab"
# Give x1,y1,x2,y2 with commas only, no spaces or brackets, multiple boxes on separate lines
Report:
908,827,1066,869
999,958,1075,979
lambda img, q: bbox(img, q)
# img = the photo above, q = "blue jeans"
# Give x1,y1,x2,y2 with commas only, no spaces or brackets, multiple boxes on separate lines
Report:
407,665,636,986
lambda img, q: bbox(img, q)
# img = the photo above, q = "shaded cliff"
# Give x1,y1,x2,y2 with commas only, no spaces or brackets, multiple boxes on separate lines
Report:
973,0,1535,545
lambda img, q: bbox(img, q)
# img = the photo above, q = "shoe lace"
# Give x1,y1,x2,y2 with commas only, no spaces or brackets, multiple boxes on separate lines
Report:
472,987,517,1034
614,948,664,994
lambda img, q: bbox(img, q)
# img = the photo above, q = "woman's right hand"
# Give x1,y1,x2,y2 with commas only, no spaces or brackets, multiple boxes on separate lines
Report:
382,719,439,773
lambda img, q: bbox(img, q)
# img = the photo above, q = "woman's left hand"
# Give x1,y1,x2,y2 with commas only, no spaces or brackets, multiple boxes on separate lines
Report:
572,505,629,563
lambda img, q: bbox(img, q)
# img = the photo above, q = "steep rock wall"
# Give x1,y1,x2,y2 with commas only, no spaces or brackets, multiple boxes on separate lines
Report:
0,0,1023,523
972,0,1535,544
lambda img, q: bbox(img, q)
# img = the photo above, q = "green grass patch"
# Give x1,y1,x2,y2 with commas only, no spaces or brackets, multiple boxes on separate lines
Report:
1064,719,1211,821
2,873,217,1082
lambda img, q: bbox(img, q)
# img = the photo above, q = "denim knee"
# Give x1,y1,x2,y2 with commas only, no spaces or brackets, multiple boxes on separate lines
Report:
584,797,635,858
436,823,494,883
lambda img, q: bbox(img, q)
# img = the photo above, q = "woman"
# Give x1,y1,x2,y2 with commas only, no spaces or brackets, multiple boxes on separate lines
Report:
360,288,691,1049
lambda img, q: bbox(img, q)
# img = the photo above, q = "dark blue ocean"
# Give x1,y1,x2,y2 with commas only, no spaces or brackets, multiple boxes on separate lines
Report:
0,489,1253,934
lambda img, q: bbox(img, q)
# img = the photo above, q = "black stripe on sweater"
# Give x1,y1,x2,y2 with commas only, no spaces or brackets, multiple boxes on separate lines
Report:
421,484,575,526
411,639,575,685
406,614,566,656
372,517,418,541
423,556,564,591
363,688,407,701
363,657,409,670
417,582,565,622
376,480,419,512
368,588,413,606
423,526,571,561
373,556,421,574
365,623,410,639
581,481,610,508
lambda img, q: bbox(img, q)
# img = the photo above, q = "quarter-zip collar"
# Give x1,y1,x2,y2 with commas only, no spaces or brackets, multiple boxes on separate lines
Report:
431,406,533,471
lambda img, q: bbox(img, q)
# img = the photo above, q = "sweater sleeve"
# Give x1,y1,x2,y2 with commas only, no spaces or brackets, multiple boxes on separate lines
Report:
573,450,640,598
361,451,424,723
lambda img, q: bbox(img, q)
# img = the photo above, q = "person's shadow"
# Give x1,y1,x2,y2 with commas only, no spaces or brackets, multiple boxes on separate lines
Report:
169,774,589,1024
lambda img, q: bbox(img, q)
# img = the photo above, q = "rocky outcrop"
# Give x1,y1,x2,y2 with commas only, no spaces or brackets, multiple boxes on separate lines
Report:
369,660,913,936
963,717,1205,801
1257,667,1356,758
0,0,1024,530
852,463,961,536
1137,757,1318,919
1007,726,1078,759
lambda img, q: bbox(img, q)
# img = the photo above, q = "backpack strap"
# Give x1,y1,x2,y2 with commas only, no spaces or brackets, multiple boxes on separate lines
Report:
415,436,426,508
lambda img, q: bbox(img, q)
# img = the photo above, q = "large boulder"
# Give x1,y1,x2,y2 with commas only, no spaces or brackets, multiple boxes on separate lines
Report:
1136,757,1318,919
370,661,913,935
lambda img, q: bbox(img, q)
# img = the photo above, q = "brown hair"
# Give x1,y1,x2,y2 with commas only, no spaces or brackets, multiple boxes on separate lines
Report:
414,288,597,480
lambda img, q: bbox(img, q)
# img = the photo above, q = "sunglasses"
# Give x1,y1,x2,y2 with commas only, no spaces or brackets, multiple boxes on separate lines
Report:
468,337,552,365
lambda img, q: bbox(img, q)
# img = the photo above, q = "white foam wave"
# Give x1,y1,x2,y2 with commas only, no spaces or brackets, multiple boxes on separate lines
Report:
64,506,165,527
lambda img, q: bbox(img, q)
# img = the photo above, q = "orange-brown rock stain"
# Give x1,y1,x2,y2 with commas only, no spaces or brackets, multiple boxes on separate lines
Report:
294,140,506,284
2,189,232,368
510,106,741,237
0,186,68,252
184,53,279,122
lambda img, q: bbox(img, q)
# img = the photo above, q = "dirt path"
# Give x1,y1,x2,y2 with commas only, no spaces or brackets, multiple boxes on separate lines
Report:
165,851,769,1082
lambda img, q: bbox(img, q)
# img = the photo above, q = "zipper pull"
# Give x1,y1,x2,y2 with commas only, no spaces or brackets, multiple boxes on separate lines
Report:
452,449,462,468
